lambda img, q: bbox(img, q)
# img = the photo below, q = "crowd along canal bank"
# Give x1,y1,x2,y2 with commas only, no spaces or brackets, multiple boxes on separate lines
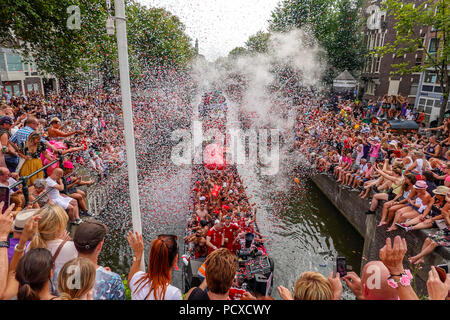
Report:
313,173,450,295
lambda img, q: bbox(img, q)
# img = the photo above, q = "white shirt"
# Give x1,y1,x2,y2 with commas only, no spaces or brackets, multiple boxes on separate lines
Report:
46,239,78,270
129,271,182,300
25,239,78,271
45,177,62,200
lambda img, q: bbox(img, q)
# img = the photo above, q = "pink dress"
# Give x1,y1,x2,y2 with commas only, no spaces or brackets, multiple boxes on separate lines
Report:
41,140,67,176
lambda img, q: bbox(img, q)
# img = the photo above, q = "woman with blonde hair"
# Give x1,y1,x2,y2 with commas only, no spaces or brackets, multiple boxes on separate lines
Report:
18,131,52,186
277,271,342,300
27,205,77,271
57,257,96,300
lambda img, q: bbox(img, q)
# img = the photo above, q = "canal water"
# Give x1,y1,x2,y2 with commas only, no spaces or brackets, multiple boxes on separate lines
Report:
93,96,363,299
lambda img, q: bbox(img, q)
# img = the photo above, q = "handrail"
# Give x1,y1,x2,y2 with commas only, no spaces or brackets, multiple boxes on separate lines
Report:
10,155,65,207
21,170,76,210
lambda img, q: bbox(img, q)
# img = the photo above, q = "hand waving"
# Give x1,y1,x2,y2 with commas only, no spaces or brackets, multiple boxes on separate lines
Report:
127,230,144,260
379,236,407,275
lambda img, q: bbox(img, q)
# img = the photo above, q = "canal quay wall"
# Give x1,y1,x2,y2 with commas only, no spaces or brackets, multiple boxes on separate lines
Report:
312,173,450,296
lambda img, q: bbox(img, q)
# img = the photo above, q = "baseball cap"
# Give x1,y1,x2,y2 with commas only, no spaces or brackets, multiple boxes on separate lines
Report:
73,219,109,252
0,116,13,125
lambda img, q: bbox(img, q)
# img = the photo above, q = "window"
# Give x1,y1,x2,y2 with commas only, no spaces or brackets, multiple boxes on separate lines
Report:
429,38,439,53
13,84,20,95
415,54,422,66
424,71,437,84
4,85,12,96
378,32,385,47
410,83,418,96
6,54,22,71
366,81,375,95
33,83,39,92
374,56,381,73
27,84,33,92
423,85,434,92
0,53,5,71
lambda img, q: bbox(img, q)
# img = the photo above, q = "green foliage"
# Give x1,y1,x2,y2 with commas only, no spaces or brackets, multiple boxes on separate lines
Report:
0,0,195,83
121,274,132,300
245,31,270,54
228,46,247,58
374,0,449,123
268,0,366,82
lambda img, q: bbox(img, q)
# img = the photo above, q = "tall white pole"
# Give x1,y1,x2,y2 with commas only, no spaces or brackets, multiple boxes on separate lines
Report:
114,0,145,270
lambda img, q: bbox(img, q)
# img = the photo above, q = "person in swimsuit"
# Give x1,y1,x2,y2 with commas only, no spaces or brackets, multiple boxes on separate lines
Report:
423,136,441,160
398,186,449,231
408,195,450,265
365,166,403,215
378,174,417,227
387,180,432,232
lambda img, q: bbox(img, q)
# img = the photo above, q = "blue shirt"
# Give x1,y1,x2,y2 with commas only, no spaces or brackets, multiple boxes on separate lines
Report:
51,265,126,300
93,266,126,300
9,126,47,146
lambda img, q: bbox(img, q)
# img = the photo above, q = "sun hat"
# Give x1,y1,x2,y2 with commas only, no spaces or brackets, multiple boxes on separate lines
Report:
63,161,74,169
433,186,450,196
13,209,39,232
413,180,427,190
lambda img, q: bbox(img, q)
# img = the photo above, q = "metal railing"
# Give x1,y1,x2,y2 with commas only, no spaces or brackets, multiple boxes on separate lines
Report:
10,155,65,208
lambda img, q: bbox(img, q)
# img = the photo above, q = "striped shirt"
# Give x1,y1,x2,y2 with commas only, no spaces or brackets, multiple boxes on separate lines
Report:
9,126,47,146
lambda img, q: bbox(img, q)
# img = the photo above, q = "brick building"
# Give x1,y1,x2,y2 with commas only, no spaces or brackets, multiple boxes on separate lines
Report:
361,0,426,105
0,47,58,97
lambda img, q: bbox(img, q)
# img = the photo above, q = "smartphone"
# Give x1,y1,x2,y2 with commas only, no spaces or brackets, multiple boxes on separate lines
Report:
436,265,448,283
436,264,449,274
336,257,347,277
0,186,10,213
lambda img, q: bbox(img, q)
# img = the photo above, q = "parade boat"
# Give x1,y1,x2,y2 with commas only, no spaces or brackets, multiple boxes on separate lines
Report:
182,92,274,299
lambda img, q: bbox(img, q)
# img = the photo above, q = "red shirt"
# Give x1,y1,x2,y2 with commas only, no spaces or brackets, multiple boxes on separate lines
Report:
237,217,247,229
223,223,239,246
243,224,255,234
228,287,246,300
207,226,223,249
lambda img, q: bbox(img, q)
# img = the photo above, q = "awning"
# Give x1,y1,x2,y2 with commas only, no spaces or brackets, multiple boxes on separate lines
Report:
388,120,419,130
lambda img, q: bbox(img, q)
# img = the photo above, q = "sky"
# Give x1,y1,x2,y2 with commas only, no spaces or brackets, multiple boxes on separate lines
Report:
138,0,281,61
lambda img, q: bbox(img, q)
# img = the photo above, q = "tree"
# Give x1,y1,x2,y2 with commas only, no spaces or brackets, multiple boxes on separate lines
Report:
0,0,195,84
245,31,270,54
269,0,366,83
375,0,449,124
228,46,247,58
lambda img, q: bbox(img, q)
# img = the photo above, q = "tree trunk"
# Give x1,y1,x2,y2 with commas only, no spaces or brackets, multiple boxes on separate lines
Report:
438,94,449,125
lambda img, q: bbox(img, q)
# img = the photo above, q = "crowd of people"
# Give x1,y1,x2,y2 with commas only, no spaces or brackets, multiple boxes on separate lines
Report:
293,91,450,299
1,82,450,301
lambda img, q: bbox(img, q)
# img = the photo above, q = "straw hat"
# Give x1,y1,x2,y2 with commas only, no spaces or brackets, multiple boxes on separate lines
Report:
433,186,450,196
13,209,39,232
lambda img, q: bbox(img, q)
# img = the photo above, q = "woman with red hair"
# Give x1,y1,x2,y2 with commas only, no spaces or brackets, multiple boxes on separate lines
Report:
126,231,181,300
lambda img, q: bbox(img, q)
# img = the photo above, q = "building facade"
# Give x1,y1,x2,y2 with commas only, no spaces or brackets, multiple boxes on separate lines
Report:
414,23,450,123
0,47,57,97
361,0,425,105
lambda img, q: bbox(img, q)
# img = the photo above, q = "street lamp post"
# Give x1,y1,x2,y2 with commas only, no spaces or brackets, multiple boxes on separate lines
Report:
109,0,145,270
